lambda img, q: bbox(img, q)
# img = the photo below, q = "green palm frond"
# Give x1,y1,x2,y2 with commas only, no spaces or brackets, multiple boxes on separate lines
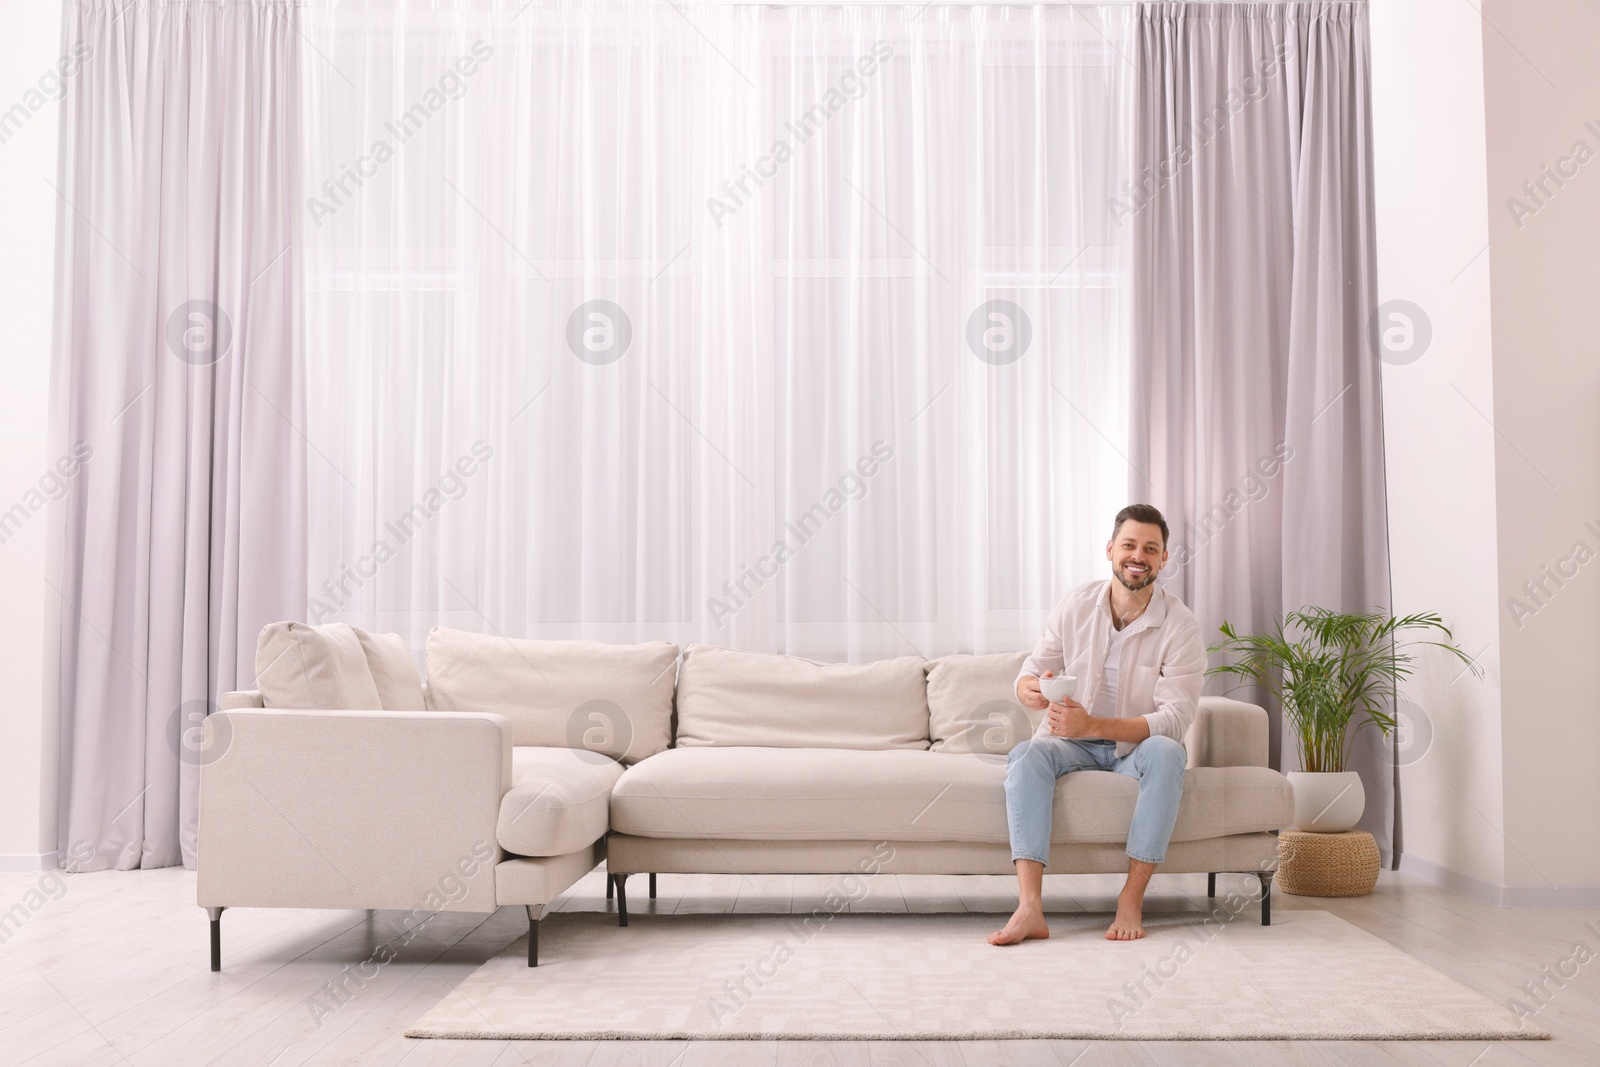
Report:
1205,605,1482,773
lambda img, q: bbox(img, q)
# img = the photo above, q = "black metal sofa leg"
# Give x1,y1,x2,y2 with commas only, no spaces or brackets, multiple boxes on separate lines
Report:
650,873,657,899
615,873,629,926
606,872,614,900
1259,871,1274,925
207,907,224,972
527,905,542,967
1207,873,1216,898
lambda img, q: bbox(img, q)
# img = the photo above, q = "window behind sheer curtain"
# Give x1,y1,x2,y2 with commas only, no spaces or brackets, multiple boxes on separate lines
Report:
301,1,1132,660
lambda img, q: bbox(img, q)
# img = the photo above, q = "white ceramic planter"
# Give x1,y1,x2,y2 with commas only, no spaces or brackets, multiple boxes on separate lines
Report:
1286,770,1366,832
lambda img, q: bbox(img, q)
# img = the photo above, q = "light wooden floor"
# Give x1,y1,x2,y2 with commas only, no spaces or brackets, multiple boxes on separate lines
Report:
1,862,1596,1066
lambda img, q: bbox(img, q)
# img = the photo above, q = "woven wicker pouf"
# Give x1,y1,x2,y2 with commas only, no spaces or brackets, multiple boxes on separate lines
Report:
1277,829,1381,897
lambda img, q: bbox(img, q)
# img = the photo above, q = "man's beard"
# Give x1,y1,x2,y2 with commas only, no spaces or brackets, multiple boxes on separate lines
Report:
1115,562,1156,592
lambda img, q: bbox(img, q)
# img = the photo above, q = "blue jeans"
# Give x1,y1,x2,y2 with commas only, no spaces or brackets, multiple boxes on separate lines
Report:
1004,734,1187,866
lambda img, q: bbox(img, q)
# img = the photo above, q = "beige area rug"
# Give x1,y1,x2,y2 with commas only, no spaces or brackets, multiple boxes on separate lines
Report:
407,910,1549,1041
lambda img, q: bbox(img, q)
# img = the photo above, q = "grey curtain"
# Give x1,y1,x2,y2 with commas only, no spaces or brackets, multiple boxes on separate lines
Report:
1126,3,1396,858
52,0,305,870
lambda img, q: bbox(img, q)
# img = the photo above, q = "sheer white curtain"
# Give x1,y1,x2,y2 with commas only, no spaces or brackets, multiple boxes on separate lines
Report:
300,0,1132,661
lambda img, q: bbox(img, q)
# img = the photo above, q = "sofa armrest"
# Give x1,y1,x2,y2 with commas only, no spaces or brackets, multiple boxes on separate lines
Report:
221,690,264,709
197,709,511,912
1185,697,1270,768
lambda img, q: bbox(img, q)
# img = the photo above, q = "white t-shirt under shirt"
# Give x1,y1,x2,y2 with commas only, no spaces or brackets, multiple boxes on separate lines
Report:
1091,621,1131,719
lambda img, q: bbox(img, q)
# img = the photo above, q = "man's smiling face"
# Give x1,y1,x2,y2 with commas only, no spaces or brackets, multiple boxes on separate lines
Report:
1106,520,1167,592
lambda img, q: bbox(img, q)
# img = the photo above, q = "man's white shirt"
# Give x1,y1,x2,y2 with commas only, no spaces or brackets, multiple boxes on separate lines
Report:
1016,579,1208,758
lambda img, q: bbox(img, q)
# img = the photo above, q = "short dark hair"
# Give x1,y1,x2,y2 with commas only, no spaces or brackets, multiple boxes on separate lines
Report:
1111,504,1169,548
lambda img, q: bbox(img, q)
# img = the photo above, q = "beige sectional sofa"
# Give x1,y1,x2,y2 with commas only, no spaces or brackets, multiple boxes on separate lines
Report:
197,625,1294,971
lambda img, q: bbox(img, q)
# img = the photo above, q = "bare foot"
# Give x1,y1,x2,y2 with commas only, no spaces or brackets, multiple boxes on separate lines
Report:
1105,899,1145,941
989,905,1050,946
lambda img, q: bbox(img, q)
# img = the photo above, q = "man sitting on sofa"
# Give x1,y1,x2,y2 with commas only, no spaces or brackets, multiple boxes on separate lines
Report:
990,503,1205,945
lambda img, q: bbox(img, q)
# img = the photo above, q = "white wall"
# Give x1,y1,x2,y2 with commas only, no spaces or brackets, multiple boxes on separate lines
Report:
1369,0,1508,893
1481,0,1600,899
0,0,63,870
1374,0,1600,903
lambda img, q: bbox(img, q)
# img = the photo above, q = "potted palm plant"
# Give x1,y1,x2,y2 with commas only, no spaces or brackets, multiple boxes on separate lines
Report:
1207,607,1481,832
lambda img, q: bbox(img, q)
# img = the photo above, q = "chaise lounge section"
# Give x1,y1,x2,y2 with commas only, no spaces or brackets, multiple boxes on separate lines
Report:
197,623,676,968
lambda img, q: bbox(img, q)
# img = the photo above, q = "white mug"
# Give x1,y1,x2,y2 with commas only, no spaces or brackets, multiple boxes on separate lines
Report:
1038,674,1078,704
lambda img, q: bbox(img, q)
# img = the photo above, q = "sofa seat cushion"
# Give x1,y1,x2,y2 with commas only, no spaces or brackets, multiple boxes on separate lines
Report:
497,747,625,858
611,747,1292,845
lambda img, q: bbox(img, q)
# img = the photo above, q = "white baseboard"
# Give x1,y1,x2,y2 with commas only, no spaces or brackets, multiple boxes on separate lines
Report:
0,852,59,873
1398,852,1600,907
1505,883,1600,907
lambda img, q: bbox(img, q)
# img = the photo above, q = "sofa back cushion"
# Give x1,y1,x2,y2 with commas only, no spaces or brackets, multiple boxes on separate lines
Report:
256,622,384,710
354,629,428,711
674,644,930,750
425,627,678,763
925,651,1037,757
